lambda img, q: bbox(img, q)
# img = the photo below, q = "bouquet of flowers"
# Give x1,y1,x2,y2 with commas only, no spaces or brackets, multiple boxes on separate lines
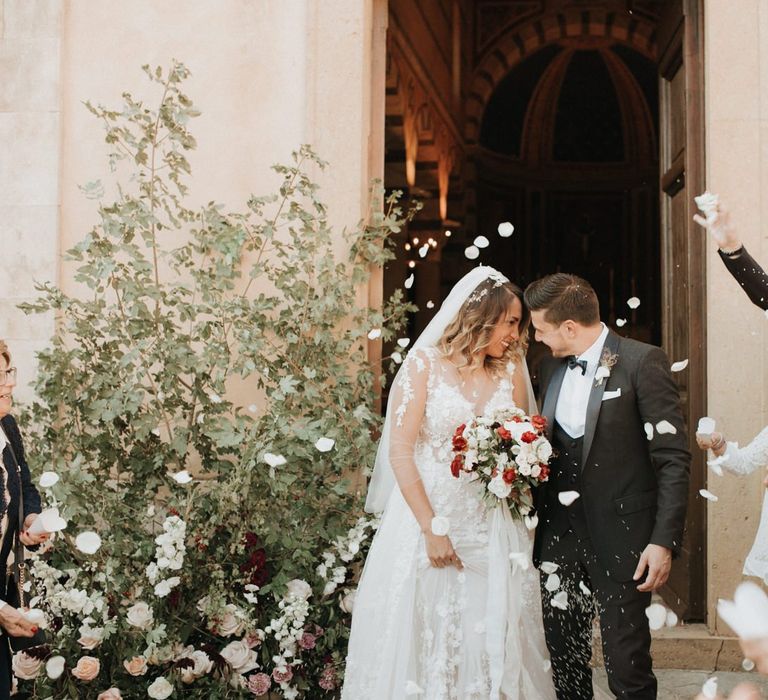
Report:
450,407,552,519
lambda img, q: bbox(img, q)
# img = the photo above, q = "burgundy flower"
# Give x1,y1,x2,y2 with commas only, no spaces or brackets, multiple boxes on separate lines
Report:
298,632,316,650
450,454,464,479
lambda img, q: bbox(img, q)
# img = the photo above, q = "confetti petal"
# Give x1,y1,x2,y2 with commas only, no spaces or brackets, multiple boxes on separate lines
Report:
540,562,559,575
656,420,677,435
474,235,490,248
699,488,718,502
627,296,641,309
697,417,716,435
263,453,287,468
551,591,568,610
172,470,193,484
248,404,258,413
397,338,411,348
666,610,679,627
579,580,592,597
464,245,480,260
701,677,718,699
524,513,538,530
418,244,429,258
616,318,627,328
743,658,756,671
426,301,435,309
75,531,102,555
392,351,403,364
404,274,414,289
719,581,768,638
544,573,561,592
543,659,552,672
645,603,667,630
497,222,515,237
39,471,59,488
367,328,382,340
670,359,689,372
315,437,335,452
558,491,580,506
509,552,531,571
644,423,654,441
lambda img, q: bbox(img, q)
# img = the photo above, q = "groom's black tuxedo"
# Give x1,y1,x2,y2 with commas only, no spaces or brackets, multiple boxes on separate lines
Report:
533,329,690,700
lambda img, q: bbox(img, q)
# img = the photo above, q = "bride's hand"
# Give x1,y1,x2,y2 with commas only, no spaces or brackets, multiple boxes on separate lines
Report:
424,533,464,570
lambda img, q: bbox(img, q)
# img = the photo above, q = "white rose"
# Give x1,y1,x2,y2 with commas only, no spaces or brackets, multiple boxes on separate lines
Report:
518,462,532,477
487,475,512,499
285,579,312,601
71,655,100,681
537,440,553,462
126,601,154,630
78,628,104,650
339,590,356,614
530,464,541,478
476,425,491,442
147,676,174,699
216,604,245,637
464,450,478,465
322,581,337,596
46,655,65,680
220,640,259,674
12,651,43,680
179,650,213,684
154,576,180,598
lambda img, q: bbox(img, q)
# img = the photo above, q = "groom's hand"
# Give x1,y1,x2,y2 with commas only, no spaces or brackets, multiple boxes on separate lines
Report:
633,543,672,591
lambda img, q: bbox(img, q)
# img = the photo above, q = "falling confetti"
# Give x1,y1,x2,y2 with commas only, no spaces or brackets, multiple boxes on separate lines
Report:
540,562,559,575
397,338,411,348
404,274,414,289
39,471,60,488
656,420,677,435
263,453,287,468
248,404,258,413
474,235,490,248
497,222,515,237
742,658,756,671
367,328,382,340
644,423,654,440
697,416,716,434
75,531,102,555
524,513,538,530
172,470,193,484
426,301,435,309
543,659,552,672
645,603,667,630
579,581,592,597
666,610,679,627
392,352,403,364
544,573,561,592
719,582,768,639
558,491,580,506
509,552,530,571
616,318,627,327
464,245,480,260
315,437,336,452
627,296,641,309
699,489,718,502
670,359,689,372
551,591,568,610
701,677,718,699
418,244,429,258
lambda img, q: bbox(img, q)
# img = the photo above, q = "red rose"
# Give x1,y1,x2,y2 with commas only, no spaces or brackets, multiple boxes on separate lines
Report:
452,435,468,452
454,423,466,437
450,454,464,478
496,426,512,441
531,415,547,431
521,431,538,444
511,416,523,423
538,464,550,481
502,468,516,485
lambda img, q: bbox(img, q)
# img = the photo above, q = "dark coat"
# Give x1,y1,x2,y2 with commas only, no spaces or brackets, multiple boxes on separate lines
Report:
532,330,691,582
719,245,768,310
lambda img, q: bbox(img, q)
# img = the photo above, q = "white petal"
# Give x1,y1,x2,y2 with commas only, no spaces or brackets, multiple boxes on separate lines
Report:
418,244,429,258
701,677,718,699
426,300,435,309
315,437,336,453
509,552,531,571
718,581,768,638
45,655,65,680
697,416,716,434
544,573,561,592
524,513,538,530
392,351,403,364
615,318,627,328
172,470,193,484
656,420,677,435
75,531,102,555
474,235,490,248
367,328,382,340
579,580,592,597
263,452,287,468
551,591,568,610
540,561,559,575
670,359,689,372
627,296,641,309
666,610,679,627
39,471,60,488
543,659,552,672
464,245,480,260
397,338,411,348
404,274,414,289
248,404,258,413
558,491,580,506
742,658,756,671
699,489,718,502
405,680,424,695
644,423,654,440
497,222,515,237
765,308,768,320
645,603,667,630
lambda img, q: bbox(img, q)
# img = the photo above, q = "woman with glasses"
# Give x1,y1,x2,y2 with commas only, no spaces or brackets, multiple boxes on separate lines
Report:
0,342,49,695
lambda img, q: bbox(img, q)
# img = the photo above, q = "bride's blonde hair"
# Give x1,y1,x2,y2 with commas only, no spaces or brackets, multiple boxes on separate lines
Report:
437,278,529,375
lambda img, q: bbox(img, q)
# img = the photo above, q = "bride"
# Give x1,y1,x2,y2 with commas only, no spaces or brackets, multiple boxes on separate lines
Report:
342,267,556,699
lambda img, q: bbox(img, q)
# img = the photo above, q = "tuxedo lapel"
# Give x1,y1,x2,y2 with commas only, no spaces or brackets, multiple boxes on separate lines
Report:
541,361,567,441
581,330,621,470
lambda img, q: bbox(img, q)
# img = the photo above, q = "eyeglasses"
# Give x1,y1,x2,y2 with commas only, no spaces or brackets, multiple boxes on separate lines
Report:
0,367,17,385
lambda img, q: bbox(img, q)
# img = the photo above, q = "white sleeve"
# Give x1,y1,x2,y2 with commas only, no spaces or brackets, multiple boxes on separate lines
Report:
720,426,768,476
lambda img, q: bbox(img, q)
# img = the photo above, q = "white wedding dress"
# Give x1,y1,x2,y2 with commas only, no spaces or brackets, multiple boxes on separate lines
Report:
342,348,556,699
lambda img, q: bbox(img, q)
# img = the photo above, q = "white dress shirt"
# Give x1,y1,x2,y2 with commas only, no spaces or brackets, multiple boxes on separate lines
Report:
554,323,609,438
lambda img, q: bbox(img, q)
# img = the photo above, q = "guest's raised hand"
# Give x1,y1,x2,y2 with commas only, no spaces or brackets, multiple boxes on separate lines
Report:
633,543,672,592
693,203,741,251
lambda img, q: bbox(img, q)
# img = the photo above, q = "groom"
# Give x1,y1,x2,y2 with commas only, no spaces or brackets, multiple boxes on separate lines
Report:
524,274,690,699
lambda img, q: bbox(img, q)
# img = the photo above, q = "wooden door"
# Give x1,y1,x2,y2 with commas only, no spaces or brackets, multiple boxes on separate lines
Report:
657,0,706,621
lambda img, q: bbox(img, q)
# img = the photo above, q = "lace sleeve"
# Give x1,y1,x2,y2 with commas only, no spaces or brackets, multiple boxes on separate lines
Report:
721,426,768,476
388,349,433,492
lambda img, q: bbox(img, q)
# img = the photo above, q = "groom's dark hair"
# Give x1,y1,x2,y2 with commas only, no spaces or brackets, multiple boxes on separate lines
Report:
524,273,600,326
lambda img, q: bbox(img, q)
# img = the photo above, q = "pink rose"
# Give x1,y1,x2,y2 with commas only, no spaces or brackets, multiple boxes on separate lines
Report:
11,651,43,680
123,656,148,676
247,672,272,695
298,632,316,650
72,656,100,682
272,666,293,684
97,689,123,700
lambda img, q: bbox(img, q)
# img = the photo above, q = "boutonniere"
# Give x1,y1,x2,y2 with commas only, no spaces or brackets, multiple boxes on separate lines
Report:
595,349,618,387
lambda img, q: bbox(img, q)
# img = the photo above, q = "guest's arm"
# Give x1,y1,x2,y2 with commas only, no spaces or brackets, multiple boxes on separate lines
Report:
700,426,768,477
2,415,42,516
718,246,768,310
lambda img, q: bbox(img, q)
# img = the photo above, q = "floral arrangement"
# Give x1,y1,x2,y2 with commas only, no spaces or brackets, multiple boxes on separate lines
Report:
14,61,413,698
450,408,552,520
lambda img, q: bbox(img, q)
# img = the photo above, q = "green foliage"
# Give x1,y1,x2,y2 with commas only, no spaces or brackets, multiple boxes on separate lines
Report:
18,61,416,698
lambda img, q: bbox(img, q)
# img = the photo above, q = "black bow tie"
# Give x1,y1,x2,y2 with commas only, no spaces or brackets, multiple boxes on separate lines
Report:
567,356,588,375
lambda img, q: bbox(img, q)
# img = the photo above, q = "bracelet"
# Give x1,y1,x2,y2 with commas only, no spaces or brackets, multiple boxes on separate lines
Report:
720,244,744,257
430,516,450,536
711,434,725,450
